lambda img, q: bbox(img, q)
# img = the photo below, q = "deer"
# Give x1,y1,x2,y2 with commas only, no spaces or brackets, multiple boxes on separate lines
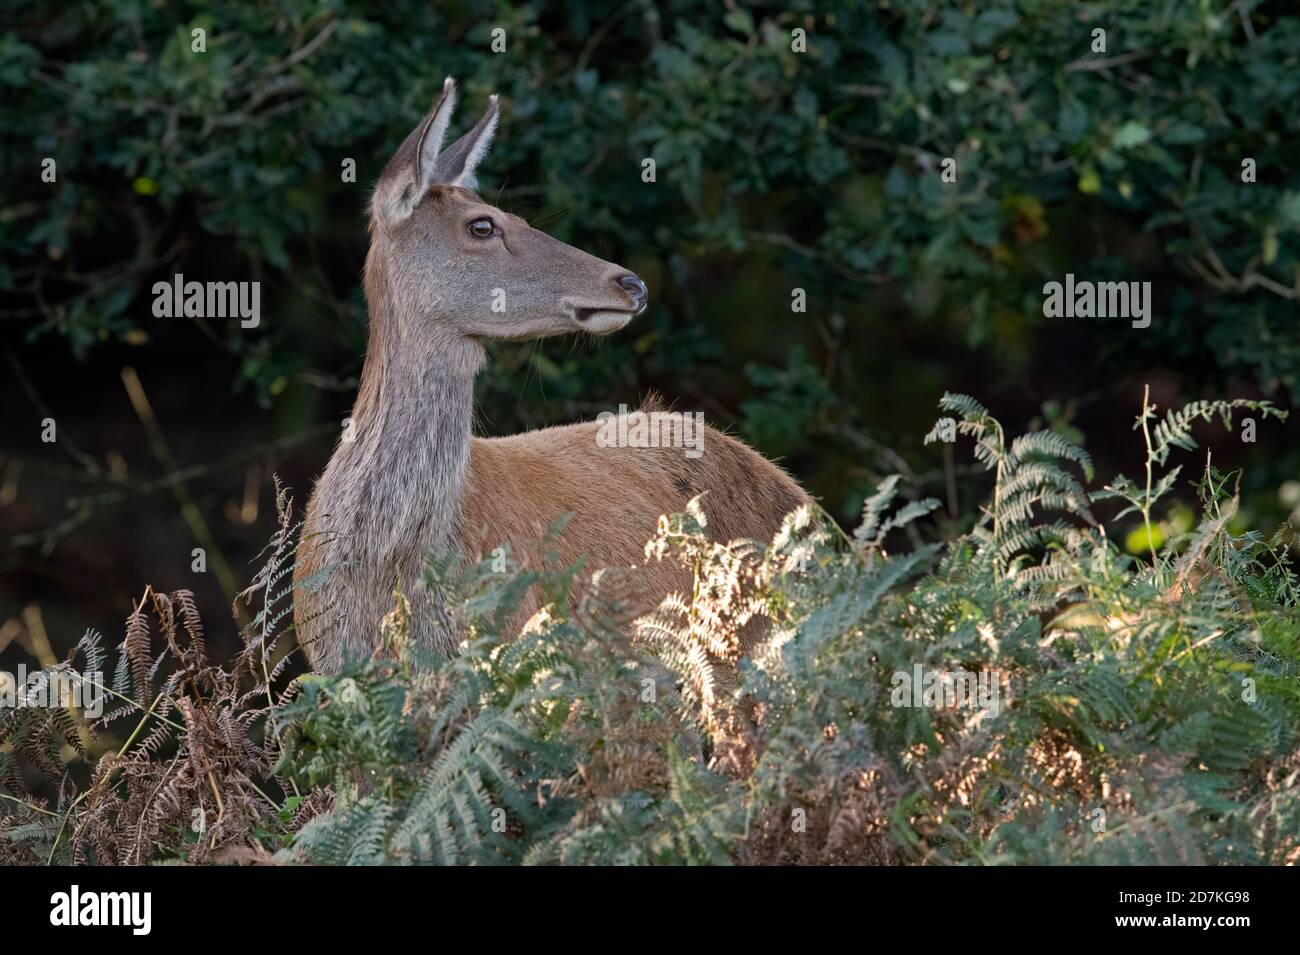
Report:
294,78,810,675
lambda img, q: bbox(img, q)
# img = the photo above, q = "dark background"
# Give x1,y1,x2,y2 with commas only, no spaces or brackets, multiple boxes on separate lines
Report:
2,0,1298,667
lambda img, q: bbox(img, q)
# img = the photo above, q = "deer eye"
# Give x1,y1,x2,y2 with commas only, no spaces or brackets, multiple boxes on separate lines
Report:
468,217,496,239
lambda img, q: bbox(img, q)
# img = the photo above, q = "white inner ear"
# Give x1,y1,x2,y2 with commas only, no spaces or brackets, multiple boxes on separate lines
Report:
450,100,499,191
415,80,457,193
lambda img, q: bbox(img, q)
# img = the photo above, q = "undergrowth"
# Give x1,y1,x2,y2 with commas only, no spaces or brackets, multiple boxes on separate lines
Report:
2,392,1297,865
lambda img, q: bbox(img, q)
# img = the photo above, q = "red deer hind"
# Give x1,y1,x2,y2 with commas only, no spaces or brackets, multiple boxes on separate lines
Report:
295,78,810,673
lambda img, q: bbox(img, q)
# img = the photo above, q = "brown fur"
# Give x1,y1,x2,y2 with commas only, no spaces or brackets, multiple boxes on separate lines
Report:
456,418,809,631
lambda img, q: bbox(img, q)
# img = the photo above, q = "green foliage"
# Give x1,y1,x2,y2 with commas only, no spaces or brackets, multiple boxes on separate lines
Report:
266,389,1300,865
3,391,1299,865
927,390,1096,576
1099,388,1287,566
4,2,1299,515
7,389,1300,867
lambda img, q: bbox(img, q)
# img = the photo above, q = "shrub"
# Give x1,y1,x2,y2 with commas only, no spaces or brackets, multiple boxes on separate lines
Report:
4,2,1299,514
2,392,1297,865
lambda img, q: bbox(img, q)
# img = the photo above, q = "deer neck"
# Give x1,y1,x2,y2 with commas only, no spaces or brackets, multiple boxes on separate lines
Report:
327,252,484,567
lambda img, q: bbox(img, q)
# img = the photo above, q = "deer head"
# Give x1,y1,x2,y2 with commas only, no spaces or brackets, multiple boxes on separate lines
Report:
368,77,648,350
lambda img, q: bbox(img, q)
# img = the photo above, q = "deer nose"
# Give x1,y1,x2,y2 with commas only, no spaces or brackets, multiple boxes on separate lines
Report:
616,273,648,312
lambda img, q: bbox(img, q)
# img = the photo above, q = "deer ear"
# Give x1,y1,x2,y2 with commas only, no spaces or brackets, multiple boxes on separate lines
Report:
374,77,457,222
430,95,499,192
413,76,458,193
